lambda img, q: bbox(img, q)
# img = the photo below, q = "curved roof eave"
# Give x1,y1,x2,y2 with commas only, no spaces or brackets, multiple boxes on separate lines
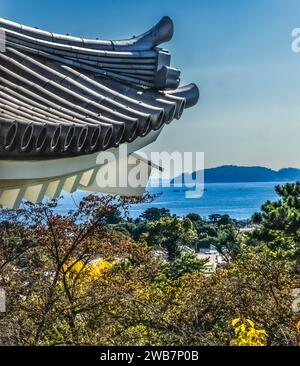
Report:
0,17,199,159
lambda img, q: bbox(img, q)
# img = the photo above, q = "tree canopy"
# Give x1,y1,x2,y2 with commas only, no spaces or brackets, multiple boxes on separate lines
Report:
0,183,299,346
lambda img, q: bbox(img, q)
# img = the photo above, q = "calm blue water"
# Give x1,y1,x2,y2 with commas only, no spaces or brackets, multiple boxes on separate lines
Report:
57,181,283,220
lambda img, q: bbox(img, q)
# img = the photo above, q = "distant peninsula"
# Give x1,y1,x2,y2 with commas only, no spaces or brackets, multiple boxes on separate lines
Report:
171,166,300,184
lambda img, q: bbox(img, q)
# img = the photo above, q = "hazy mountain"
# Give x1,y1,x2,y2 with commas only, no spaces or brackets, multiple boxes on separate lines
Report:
171,166,300,184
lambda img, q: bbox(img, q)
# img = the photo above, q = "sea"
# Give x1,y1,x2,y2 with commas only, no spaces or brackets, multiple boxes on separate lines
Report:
56,181,285,220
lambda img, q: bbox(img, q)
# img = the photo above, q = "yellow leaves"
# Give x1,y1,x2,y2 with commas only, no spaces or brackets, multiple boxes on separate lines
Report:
65,258,112,277
246,319,254,328
232,318,241,327
230,318,267,346
68,260,85,274
135,287,151,302
89,259,113,279
232,318,255,329
63,258,113,293
296,321,300,333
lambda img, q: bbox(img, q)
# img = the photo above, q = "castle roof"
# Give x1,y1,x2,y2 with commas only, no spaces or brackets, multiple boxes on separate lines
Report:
0,17,199,159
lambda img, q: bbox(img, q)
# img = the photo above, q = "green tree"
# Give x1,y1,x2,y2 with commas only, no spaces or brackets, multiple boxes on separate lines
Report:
214,224,242,262
185,213,217,250
142,217,197,261
140,207,172,222
208,214,236,227
250,182,300,272
165,252,208,279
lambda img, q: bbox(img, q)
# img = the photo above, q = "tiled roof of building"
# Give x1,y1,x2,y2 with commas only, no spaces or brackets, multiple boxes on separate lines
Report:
0,16,199,159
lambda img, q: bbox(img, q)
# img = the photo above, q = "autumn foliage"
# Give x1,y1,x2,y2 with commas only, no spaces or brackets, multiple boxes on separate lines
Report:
0,184,299,346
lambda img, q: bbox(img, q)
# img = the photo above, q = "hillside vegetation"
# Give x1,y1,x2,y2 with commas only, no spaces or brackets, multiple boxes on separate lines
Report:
0,184,299,346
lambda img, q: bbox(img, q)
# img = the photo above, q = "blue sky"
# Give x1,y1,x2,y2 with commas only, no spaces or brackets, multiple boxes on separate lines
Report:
1,0,300,169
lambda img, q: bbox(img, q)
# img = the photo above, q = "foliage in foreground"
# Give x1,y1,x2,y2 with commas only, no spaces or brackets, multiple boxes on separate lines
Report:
0,184,299,346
